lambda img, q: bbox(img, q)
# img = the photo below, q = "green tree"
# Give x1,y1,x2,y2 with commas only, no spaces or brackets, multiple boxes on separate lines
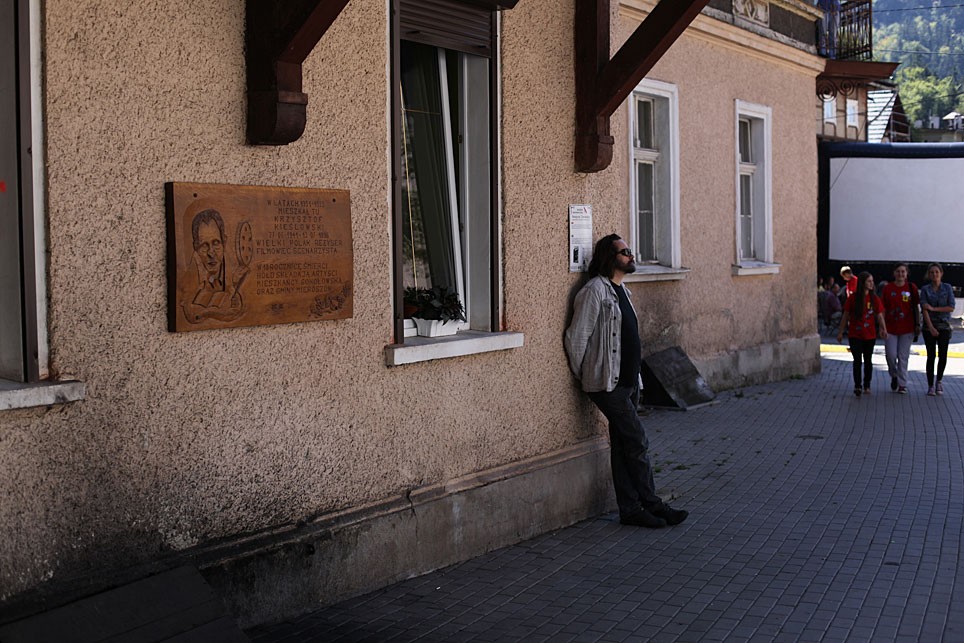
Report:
893,66,961,123
872,1,964,122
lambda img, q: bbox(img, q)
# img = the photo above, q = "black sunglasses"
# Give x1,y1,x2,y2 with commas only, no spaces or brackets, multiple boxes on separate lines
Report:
616,248,634,258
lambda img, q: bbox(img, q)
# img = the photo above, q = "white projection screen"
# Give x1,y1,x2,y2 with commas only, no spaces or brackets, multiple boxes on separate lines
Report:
828,155,964,263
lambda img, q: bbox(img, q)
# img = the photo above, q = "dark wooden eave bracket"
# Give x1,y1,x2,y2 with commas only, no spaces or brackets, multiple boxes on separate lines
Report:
246,0,351,145
574,0,710,172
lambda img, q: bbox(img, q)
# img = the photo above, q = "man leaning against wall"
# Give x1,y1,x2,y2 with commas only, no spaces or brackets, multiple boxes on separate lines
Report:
564,234,689,529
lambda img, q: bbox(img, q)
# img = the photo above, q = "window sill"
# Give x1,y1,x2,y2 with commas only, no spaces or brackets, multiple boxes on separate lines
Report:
385,330,524,366
732,262,781,276
0,379,86,411
622,266,690,283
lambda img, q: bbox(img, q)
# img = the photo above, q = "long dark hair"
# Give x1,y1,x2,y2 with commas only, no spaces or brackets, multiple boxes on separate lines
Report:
586,234,622,279
853,271,873,317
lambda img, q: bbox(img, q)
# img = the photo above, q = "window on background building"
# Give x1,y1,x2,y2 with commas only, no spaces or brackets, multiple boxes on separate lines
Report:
846,98,858,129
734,100,774,271
737,117,756,260
823,97,835,124
395,0,496,340
628,78,681,276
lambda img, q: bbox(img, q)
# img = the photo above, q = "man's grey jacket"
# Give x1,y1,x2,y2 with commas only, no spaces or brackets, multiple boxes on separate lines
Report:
564,275,640,393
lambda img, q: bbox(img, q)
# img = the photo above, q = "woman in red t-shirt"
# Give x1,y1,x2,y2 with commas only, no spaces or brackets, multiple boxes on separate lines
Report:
837,271,888,397
881,263,919,394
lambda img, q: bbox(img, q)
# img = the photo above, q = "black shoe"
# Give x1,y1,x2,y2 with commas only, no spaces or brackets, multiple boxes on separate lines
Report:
620,509,667,528
651,504,689,526
854,387,861,397
891,376,898,391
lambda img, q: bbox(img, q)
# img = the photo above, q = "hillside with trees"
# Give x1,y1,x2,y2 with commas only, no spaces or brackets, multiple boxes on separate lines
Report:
873,0,964,123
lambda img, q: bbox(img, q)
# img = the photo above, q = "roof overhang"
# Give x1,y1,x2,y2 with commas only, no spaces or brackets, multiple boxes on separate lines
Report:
817,59,899,100
820,59,899,83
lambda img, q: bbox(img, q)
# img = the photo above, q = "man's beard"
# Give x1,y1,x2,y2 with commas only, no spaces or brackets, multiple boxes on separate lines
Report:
621,261,637,274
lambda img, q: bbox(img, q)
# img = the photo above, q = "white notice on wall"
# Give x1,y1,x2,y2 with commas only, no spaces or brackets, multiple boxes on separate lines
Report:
569,204,592,272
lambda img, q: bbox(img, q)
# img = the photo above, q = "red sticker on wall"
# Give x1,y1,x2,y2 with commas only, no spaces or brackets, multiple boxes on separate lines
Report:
0,180,7,193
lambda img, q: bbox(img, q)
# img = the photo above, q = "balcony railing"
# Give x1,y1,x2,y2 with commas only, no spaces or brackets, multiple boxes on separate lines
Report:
818,0,873,61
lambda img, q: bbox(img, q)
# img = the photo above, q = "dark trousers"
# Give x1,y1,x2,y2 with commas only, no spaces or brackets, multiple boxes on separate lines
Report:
848,337,875,389
588,385,663,518
924,327,952,386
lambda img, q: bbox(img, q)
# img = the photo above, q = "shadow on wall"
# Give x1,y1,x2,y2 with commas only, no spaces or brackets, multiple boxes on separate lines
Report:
0,424,179,624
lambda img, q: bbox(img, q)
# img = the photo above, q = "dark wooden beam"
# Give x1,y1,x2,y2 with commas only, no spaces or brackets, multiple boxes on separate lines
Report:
574,0,710,172
597,0,709,119
246,0,351,145
574,0,613,173
278,0,353,64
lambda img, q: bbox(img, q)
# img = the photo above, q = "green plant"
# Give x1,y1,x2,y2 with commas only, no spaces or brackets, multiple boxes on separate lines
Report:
403,286,466,323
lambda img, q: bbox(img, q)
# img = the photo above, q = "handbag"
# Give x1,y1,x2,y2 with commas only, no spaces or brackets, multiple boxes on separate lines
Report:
933,318,952,332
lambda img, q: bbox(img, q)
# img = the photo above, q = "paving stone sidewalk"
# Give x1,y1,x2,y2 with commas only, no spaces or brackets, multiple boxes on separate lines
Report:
248,350,964,642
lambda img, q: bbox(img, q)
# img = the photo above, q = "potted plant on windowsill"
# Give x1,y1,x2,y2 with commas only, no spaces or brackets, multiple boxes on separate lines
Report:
404,286,465,337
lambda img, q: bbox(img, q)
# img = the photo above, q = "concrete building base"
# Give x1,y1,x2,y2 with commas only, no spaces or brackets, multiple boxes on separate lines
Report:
0,437,614,630
202,437,615,629
694,334,821,392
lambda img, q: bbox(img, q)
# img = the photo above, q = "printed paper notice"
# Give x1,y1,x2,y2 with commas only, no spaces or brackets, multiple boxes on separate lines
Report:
569,204,592,272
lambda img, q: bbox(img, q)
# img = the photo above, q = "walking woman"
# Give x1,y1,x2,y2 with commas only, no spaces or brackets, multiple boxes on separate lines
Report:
838,271,887,397
881,263,919,394
920,262,956,396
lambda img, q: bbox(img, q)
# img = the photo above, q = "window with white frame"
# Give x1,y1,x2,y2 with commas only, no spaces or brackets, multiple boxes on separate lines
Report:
385,0,525,365
734,100,774,269
628,79,680,274
823,97,835,123
1,0,43,383
1,0,85,407
395,0,497,341
399,42,490,336
846,98,858,129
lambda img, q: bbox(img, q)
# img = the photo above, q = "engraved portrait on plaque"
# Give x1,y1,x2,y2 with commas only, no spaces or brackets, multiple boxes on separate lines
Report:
166,182,353,332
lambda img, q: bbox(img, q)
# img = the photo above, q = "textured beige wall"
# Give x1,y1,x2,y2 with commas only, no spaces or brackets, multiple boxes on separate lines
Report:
0,0,820,601
0,0,600,600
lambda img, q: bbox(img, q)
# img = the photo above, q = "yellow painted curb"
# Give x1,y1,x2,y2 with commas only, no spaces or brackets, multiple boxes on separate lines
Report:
820,345,849,353
820,344,964,358
912,348,964,358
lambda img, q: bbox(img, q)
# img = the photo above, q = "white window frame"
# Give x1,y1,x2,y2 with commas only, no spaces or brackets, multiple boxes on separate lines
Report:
823,97,836,124
625,78,685,283
846,98,858,129
733,100,778,276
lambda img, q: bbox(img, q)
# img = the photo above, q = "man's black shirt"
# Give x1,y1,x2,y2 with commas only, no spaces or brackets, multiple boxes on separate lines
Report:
611,281,641,389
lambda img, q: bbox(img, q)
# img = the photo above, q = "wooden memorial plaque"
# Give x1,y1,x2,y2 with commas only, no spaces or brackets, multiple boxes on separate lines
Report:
166,182,352,332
